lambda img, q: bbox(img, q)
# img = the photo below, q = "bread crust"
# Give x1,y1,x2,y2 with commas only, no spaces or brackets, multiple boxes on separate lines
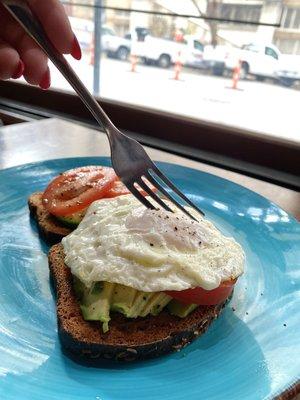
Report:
49,243,229,362
28,192,71,244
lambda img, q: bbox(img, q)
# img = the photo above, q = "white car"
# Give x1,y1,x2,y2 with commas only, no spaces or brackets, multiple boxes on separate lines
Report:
225,43,280,80
102,29,131,61
202,45,229,76
132,34,204,69
203,42,294,82
275,54,300,87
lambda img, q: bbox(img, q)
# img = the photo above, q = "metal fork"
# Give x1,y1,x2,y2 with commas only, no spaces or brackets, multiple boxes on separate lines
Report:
3,0,204,220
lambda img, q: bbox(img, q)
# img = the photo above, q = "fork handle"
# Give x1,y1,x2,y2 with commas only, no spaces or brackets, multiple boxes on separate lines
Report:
2,0,117,137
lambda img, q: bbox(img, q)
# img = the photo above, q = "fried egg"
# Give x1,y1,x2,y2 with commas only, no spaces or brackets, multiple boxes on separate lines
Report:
62,194,245,292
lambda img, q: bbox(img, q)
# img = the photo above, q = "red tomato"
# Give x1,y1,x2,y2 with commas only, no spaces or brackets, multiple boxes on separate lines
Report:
106,179,157,198
42,166,117,216
106,180,130,198
166,279,236,306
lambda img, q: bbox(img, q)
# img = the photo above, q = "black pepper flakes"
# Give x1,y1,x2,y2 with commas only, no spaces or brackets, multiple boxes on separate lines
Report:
150,243,154,247
174,227,178,231
143,296,146,301
232,307,235,312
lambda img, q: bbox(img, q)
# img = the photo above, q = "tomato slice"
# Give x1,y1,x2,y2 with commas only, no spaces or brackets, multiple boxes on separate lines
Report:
106,180,131,198
106,179,157,198
166,279,236,306
42,166,117,216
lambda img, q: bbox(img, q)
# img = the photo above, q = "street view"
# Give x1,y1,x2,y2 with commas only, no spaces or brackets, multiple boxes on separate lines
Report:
50,1,300,144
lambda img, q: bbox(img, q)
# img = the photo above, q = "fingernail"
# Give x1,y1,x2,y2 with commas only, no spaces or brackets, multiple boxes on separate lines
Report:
71,35,82,60
39,68,51,90
12,60,24,79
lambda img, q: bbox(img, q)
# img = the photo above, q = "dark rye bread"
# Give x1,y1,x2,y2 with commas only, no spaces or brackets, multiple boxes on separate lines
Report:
28,192,72,244
49,243,229,362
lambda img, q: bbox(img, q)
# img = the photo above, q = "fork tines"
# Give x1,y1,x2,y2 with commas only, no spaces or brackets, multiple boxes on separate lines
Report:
126,166,204,221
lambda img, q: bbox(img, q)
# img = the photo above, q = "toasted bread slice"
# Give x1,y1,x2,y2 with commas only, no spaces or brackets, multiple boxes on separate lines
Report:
49,243,229,362
28,192,72,244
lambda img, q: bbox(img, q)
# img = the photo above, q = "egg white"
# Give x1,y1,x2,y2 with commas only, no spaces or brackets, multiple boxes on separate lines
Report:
62,194,245,292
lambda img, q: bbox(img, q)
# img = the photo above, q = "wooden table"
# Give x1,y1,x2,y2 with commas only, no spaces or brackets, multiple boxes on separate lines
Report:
0,118,299,220
0,118,299,399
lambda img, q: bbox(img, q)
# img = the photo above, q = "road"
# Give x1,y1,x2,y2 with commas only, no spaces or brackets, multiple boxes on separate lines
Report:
49,56,300,145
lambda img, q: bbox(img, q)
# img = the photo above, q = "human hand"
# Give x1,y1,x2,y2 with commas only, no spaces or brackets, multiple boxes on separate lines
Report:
0,0,81,89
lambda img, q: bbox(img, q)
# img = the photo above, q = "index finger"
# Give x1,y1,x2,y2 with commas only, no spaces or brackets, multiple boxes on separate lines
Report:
27,0,75,55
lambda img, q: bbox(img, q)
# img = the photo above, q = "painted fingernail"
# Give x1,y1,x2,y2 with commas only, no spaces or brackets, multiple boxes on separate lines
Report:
39,68,51,90
12,60,24,79
71,35,82,60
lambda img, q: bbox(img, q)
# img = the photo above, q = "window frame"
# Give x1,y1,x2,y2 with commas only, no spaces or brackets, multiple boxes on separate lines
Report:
0,80,299,190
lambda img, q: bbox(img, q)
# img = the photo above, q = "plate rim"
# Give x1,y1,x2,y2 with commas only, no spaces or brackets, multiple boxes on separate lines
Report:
1,156,299,226
0,156,299,399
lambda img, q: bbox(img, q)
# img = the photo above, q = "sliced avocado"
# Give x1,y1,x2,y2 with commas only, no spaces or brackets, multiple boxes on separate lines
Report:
73,278,178,331
167,300,198,318
56,209,86,228
73,277,103,302
73,276,86,301
80,281,115,333
111,284,137,315
126,291,154,318
140,293,172,317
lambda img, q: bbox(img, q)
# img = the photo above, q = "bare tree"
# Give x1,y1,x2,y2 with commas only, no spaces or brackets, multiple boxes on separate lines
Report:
191,0,222,47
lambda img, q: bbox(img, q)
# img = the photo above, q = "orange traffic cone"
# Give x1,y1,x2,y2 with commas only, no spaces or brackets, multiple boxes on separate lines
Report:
130,54,137,72
232,59,242,89
89,37,95,66
173,51,182,80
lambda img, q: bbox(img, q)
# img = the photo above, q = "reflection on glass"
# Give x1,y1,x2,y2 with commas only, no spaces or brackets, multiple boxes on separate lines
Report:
46,2,300,144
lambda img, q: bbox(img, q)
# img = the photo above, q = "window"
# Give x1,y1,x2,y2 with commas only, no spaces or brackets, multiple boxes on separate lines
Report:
265,47,279,60
219,4,262,24
283,7,300,29
243,44,259,53
276,38,299,55
193,40,204,51
101,27,116,36
7,0,300,147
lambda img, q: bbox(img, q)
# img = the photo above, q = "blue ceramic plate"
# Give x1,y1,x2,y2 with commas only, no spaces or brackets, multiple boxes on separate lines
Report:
0,157,299,400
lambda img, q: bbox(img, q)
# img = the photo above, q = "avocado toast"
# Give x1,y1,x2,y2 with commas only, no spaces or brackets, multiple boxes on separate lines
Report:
29,166,244,362
49,243,229,361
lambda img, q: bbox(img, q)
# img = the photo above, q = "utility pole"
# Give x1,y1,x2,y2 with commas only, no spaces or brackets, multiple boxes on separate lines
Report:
93,0,102,95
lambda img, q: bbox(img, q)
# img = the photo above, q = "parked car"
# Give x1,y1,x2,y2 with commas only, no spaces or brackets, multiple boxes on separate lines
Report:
69,17,131,61
131,34,204,69
69,16,93,50
102,28,131,61
275,54,300,87
203,42,300,86
202,45,229,76
225,43,280,80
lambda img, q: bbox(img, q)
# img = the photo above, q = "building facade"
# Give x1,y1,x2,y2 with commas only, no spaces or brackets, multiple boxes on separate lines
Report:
64,0,300,54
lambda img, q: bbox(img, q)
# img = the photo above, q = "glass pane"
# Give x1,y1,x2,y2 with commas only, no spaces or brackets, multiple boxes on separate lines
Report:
283,9,294,28
265,47,278,59
294,9,300,29
15,1,300,144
